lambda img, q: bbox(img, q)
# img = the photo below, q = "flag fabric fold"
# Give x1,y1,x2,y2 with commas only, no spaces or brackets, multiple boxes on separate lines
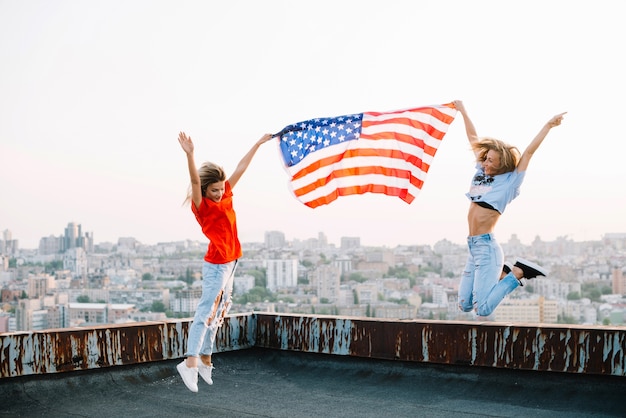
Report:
276,103,457,208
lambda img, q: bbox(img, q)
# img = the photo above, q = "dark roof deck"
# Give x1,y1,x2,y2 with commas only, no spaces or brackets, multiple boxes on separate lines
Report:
2,313,626,417
2,347,625,417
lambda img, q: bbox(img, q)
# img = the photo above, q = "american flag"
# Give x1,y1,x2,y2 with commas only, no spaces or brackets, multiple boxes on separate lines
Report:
276,103,457,208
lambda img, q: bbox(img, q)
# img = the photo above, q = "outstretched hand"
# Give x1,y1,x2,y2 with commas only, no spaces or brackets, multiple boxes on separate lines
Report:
257,133,273,145
452,100,466,113
547,112,567,128
178,131,194,154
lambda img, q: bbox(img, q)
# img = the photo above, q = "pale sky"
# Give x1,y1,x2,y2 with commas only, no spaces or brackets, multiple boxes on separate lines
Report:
1,0,625,250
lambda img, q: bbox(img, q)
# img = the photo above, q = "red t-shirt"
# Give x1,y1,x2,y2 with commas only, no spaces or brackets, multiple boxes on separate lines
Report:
191,181,242,264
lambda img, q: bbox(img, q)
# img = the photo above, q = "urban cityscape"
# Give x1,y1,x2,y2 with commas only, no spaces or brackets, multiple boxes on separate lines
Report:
1,222,626,333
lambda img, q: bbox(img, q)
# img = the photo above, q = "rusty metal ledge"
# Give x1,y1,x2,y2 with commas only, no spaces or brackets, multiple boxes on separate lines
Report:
254,313,626,377
0,313,256,379
2,313,625,379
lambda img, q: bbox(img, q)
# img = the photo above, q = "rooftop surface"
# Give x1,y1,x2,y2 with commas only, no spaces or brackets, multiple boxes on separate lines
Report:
2,347,626,417
2,313,626,417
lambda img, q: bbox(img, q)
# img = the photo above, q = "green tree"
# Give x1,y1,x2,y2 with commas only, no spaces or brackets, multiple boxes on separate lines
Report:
558,314,577,324
182,268,194,285
587,288,601,302
150,301,166,312
142,273,154,281
567,291,581,300
44,260,63,274
246,269,267,288
385,266,411,279
344,272,367,283
77,295,90,303
234,286,274,304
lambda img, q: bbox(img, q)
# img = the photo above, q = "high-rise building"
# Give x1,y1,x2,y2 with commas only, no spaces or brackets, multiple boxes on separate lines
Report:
64,222,81,251
612,267,626,295
310,265,340,303
264,231,286,249
28,275,52,298
62,222,94,253
494,296,558,323
1,229,19,256
39,235,63,255
170,288,202,316
266,258,298,292
341,237,360,250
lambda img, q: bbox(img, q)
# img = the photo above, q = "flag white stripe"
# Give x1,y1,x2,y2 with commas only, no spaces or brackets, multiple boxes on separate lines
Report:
291,152,432,192
298,173,419,204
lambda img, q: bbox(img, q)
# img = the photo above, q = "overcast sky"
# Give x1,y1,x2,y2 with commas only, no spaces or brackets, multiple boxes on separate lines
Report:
1,0,625,249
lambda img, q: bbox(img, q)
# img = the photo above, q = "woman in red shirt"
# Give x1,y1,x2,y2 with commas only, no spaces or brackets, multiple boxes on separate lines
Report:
176,131,272,392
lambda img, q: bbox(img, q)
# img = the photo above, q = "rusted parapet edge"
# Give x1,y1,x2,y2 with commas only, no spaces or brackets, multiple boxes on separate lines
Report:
0,313,256,379
254,313,626,377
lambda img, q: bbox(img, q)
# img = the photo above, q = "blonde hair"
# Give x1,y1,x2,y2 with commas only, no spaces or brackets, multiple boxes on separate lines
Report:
472,137,521,175
184,161,227,204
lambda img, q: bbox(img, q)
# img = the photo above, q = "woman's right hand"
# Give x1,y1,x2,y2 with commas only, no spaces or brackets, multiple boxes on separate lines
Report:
178,131,194,154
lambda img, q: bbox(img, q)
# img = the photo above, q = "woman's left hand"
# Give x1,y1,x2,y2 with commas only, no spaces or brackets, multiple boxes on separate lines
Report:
547,112,567,128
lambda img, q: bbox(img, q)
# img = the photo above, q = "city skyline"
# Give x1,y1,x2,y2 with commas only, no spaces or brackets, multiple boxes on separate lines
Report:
3,221,625,252
2,1,625,250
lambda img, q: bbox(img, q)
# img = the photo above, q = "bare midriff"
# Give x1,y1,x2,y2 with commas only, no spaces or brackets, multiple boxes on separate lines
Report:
468,202,501,236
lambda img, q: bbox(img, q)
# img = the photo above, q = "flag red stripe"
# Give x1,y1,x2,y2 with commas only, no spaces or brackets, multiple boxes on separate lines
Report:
293,164,424,197
362,117,449,141
365,105,456,125
305,184,415,208
291,142,434,181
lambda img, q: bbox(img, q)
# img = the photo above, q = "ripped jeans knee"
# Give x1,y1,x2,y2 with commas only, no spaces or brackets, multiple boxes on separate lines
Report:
458,299,474,313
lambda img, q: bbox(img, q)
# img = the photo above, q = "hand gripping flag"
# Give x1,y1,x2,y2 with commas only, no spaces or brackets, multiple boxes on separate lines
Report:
275,103,457,208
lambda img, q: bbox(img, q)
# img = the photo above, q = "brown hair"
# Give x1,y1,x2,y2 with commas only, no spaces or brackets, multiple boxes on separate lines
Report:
184,161,227,204
471,137,521,175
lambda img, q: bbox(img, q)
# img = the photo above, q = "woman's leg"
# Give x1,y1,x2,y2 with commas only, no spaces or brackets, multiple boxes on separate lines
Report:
472,235,519,317
458,247,476,313
199,260,238,359
185,261,233,364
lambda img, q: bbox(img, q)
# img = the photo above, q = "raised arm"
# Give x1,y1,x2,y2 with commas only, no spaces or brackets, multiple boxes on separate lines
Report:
228,133,273,189
452,100,480,157
178,131,203,209
516,112,566,172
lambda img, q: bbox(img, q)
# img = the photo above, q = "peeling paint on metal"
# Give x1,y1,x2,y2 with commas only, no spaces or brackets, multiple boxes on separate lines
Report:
0,315,255,378
2,314,626,379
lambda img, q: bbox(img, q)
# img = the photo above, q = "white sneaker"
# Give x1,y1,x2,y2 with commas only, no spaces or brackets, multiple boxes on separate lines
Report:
198,363,214,385
177,361,198,392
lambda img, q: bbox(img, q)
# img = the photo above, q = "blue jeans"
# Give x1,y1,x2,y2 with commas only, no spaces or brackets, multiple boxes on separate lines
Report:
458,233,519,317
185,259,238,358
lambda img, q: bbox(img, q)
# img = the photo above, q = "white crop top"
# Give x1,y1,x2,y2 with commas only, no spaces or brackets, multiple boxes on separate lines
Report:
465,163,525,214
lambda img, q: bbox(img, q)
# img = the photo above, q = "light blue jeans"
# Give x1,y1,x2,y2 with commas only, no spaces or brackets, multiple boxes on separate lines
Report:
458,233,519,317
185,259,238,358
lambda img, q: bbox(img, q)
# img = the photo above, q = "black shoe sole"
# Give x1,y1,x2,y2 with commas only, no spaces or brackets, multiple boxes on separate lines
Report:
514,258,548,279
